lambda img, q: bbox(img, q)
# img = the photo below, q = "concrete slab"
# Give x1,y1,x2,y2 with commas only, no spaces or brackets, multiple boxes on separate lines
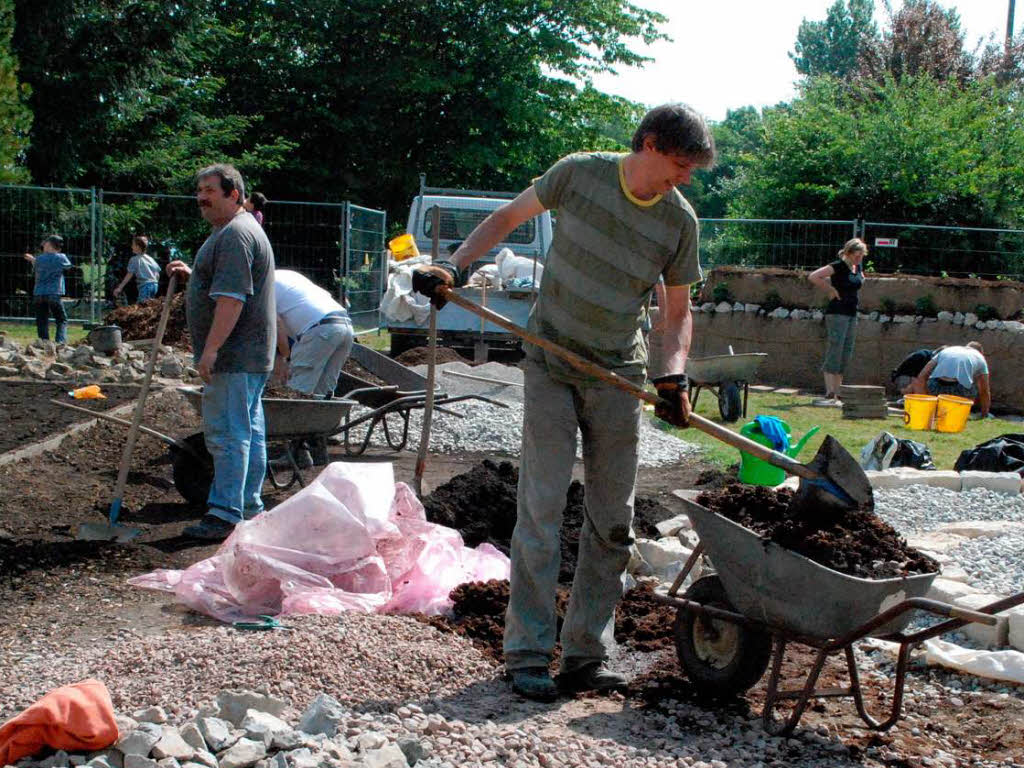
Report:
935,520,1024,539
959,471,1022,495
954,593,1010,647
927,577,983,605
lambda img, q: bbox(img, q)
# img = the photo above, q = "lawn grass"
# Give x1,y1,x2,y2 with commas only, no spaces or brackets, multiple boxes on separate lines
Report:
0,320,89,345
654,388,1014,473
354,328,390,353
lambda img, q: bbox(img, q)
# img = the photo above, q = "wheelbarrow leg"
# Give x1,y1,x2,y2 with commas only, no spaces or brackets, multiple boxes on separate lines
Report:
742,381,749,419
689,384,702,412
762,638,832,736
848,641,911,731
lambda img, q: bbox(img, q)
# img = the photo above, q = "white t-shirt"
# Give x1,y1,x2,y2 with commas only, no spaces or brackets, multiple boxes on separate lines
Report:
930,346,988,389
274,269,346,338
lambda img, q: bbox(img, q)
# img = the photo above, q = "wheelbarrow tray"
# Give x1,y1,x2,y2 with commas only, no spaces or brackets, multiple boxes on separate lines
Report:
178,387,356,439
679,497,937,640
685,352,767,384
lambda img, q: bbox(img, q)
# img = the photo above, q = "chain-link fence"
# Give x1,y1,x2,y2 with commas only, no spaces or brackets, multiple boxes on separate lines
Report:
861,222,1024,280
699,218,859,273
0,185,386,328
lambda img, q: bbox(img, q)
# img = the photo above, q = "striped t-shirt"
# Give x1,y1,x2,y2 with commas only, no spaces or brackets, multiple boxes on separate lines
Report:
527,151,701,382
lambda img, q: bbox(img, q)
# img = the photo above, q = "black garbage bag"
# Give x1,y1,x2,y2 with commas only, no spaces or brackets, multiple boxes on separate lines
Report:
954,434,1024,476
860,431,936,470
891,437,936,470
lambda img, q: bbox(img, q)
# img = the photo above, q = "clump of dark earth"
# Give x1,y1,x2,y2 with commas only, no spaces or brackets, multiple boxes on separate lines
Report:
0,381,141,454
104,293,190,348
421,460,674,584
0,539,167,590
420,580,676,663
394,346,473,366
696,484,938,579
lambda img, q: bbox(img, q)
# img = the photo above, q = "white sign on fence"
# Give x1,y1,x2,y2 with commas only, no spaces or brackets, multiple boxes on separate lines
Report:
874,237,899,248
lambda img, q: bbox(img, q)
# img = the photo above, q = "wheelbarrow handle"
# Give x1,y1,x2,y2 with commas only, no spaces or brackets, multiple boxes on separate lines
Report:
439,287,818,481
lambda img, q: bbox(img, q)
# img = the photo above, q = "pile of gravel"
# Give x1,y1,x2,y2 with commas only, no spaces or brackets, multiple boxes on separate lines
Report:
342,361,700,467
873,486,1024,596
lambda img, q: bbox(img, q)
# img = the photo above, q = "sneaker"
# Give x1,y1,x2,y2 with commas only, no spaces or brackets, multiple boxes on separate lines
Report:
556,662,627,694
509,667,558,702
183,514,236,541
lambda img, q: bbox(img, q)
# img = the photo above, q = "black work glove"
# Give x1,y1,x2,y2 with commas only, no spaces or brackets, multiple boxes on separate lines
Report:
652,373,691,428
411,261,459,309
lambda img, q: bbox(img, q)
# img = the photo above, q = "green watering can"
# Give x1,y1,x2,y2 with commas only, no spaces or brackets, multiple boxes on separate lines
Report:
737,419,821,487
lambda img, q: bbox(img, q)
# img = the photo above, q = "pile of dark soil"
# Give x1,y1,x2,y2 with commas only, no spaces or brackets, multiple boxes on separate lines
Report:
696,484,939,579
419,580,676,663
104,293,190,348
342,357,388,387
394,346,472,366
421,460,674,584
0,538,169,590
0,382,140,454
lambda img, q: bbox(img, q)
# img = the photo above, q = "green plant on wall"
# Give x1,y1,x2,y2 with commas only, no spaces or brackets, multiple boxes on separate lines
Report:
762,290,783,313
711,282,733,304
975,304,1000,321
880,296,896,315
915,295,937,317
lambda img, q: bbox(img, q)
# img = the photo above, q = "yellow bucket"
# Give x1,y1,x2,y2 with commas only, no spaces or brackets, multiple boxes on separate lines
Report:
935,394,973,433
903,394,937,430
388,233,420,261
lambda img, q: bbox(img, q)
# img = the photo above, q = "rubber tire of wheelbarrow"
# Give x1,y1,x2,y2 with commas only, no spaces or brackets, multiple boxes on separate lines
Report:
674,575,772,698
171,432,214,506
718,380,742,423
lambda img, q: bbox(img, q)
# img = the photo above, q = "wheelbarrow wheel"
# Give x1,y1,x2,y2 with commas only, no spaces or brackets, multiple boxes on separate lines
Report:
674,575,772,698
170,432,213,506
718,380,742,423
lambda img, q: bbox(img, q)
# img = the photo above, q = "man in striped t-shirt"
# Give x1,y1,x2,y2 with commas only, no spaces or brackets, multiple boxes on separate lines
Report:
413,104,715,701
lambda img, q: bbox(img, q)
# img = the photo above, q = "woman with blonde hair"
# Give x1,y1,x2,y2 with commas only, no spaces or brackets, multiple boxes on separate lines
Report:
808,238,868,404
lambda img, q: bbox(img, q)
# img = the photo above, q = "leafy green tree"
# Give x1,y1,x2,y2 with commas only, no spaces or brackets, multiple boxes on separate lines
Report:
0,0,30,182
791,0,877,79
728,75,1024,230
859,0,972,84
689,106,765,218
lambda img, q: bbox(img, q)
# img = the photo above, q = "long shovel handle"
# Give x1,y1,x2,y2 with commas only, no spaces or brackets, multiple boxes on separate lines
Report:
109,274,178,523
438,286,818,481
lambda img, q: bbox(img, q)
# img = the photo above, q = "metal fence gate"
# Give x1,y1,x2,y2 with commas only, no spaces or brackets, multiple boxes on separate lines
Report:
0,185,386,329
699,218,859,273
861,222,1024,281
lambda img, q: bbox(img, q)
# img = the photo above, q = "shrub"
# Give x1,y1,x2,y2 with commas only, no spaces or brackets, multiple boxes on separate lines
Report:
762,290,783,313
880,297,896,316
914,295,938,317
975,304,1000,321
711,282,733,304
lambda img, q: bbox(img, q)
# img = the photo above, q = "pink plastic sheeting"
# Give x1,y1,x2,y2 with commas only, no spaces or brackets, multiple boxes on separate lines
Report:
128,462,509,622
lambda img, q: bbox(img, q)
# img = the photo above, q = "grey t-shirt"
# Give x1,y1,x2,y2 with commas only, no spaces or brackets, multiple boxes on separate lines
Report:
186,210,276,373
128,254,161,285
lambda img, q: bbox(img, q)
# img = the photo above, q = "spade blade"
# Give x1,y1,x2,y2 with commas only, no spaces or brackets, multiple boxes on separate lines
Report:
793,435,873,515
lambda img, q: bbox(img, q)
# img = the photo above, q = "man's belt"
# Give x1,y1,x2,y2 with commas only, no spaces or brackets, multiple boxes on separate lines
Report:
296,312,349,342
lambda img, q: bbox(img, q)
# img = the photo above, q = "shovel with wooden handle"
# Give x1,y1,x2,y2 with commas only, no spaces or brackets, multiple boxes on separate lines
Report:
435,286,873,514
78,274,179,542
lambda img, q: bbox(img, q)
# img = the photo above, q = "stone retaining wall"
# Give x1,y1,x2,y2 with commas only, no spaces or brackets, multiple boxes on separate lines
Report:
699,266,1024,319
651,304,1024,412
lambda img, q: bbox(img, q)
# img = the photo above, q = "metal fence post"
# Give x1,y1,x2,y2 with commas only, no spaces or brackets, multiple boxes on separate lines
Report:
89,187,97,323
340,201,351,307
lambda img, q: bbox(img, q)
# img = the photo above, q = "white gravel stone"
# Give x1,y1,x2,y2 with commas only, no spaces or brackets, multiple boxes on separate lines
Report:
152,729,195,761
217,739,265,768
216,692,287,727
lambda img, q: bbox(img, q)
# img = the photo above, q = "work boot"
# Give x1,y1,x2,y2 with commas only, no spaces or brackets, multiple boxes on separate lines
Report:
556,662,627,694
308,436,330,466
183,514,236,541
508,667,558,702
269,440,313,471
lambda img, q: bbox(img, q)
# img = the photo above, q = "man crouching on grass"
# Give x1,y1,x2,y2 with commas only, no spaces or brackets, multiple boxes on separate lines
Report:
167,164,276,540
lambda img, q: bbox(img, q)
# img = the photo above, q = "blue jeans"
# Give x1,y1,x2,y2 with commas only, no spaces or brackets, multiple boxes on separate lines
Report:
34,294,67,343
201,372,268,524
137,282,158,302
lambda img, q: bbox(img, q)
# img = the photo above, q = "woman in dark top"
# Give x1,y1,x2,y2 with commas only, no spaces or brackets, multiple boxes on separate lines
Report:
808,237,867,404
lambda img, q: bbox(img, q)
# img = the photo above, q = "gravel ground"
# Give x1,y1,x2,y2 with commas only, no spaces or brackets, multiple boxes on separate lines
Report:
873,486,1024,597
343,361,700,467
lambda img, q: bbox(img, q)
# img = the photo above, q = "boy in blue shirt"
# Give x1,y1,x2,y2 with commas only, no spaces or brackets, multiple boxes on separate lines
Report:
113,235,161,303
23,234,72,343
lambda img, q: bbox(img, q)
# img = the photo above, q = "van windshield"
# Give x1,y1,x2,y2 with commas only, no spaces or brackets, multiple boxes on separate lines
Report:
423,208,536,244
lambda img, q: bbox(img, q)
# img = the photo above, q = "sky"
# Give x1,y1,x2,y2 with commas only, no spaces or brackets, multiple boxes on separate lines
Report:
589,0,1016,121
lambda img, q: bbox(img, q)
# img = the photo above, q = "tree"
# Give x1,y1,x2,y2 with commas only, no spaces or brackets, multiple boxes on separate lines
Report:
791,0,877,79
858,0,973,84
689,106,765,218
728,75,1024,230
0,0,30,182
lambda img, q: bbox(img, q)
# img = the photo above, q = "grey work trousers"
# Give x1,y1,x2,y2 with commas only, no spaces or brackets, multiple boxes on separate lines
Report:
503,356,641,673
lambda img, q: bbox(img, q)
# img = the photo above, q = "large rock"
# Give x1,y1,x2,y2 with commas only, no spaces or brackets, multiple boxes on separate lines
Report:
160,356,184,378
954,593,1010,647
215,691,288,727
959,471,1021,495
296,694,346,737
117,724,163,757
396,737,430,766
0,365,19,377
123,757,158,768
240,710,290,744
654,513,691,538
218,739,266,768
926,577,982,605
30,338,57,355
361,745,409,768
1008,605,1024,652
152,728,195,761
178,724,207,753
196,717,236,752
